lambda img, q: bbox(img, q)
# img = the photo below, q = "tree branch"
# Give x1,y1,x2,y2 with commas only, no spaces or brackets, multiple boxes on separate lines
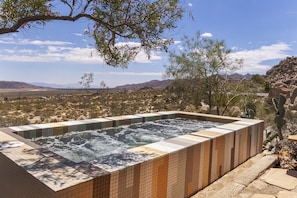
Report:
0,0,184,66
0,13,111,34
61,0,73,16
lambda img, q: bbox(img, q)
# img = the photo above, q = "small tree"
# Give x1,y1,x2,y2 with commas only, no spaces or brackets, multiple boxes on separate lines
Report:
251,74,266,85
79,73,94,90
251,74,268,92
99,81,107,89
165,32,243,114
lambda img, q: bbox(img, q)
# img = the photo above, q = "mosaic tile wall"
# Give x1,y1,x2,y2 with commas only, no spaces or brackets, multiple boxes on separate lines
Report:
0,111,263,198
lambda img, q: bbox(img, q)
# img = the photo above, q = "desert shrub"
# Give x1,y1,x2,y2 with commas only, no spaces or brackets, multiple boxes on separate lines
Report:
11,111,22,116
251,74,266,85
264,82,271,93
34,101,45,110
5,116,30,126
89,111,100,118
22,105,33,113
55,111,62,116
34,110,42,116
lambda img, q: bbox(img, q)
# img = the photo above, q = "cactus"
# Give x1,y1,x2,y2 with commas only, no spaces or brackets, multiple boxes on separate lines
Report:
241,108,255,119
272,94,286,140
263,131,278,146
240,101,256,119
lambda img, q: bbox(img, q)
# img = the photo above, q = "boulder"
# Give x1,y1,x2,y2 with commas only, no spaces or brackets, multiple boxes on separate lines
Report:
279,145,297,169
288,104,297,111
288,110,297,118
229,106,241,117
274,82,288,89
268,86,291,98
290,87,297,104
199,105,209,113
288,96,297,110
199,102,210,113
185,104,196,112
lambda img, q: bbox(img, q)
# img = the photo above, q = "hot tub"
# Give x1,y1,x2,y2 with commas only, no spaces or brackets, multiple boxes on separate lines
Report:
0,111,263,198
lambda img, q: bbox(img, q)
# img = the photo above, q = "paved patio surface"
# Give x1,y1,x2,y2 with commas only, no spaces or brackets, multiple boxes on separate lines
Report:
191,153,297,198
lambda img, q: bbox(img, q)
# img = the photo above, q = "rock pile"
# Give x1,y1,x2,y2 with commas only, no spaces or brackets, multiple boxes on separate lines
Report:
264,57,297,170
266,56,297,86
266,56,297,111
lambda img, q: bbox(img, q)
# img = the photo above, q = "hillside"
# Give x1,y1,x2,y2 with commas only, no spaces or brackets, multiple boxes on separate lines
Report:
226,73,253,80
0,81,43,89
266,56,297,86
1,73,255,91
114,79,172,90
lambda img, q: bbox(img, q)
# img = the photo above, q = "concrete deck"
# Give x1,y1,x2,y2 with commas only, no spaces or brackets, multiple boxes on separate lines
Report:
191,153,297,198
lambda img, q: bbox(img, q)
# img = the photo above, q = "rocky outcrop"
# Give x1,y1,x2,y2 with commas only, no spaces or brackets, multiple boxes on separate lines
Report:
268,85,291,98
290,87,297,104
266,56,297,87
266,57,297,111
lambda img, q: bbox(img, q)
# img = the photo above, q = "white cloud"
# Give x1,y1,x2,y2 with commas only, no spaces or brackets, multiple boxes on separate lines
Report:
201,32,213,37
173,40,181,44
0,38,72,45
0,54,60,62
74,33,83,36
0,38,162,64
0,47,104,63
115,41,140,48
63,47,103,63
133,50,162,63
231,46,239,51
29,40,72,45
3,49,15,54
230,42,291,74
0,37,17,44
47,46,62,53
188,3,193,7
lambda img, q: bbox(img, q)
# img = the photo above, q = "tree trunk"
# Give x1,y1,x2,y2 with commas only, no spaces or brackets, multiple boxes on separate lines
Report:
208,90,212,113
277,127,284,140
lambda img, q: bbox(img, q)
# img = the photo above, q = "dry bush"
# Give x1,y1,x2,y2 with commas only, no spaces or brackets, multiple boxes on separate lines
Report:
0,88,262,127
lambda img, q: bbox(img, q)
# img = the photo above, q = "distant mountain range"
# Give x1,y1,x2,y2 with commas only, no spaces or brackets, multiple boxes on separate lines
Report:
226,73,253,80
114,79,172,90
113,73,253,90
0,81,43,89
0,73,254,90
31,82,80,89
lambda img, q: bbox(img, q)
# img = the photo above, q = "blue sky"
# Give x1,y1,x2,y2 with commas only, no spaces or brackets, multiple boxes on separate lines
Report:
0,0,297,88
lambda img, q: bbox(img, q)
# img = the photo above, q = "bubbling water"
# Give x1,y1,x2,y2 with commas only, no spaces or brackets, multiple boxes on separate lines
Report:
32,118,220,167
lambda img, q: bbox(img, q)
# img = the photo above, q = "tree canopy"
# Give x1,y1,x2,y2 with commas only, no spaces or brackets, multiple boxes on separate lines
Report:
0,0,183,66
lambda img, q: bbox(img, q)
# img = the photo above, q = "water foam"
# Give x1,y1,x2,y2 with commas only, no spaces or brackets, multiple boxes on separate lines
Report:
32,118,220,165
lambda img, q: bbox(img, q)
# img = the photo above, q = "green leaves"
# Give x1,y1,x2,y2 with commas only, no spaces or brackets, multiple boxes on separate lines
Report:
165,31,243,114
82,0,184,67
0,0,51,24
0,0,184,67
